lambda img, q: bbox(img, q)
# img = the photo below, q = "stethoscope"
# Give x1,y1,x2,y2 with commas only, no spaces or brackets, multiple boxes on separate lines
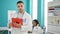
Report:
17,12,24,18
17,12,27,24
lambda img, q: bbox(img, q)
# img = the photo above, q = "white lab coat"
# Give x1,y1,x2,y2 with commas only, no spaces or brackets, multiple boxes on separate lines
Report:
32,25,43,34
9,11,32,34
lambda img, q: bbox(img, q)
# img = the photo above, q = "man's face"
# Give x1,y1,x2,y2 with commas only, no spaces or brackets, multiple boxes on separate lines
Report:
17,3,24,11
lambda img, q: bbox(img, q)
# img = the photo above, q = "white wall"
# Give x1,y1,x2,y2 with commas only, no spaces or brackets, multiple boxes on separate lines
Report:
32,0,37,20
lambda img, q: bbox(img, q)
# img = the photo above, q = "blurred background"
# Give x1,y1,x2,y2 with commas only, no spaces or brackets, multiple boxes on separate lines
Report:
47,0,60,34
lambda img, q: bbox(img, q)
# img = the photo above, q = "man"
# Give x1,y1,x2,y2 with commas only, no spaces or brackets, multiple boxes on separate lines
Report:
9,1,32,34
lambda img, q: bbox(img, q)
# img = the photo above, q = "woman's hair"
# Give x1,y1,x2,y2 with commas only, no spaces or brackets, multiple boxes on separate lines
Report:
32,19,40,28
33,19,40,25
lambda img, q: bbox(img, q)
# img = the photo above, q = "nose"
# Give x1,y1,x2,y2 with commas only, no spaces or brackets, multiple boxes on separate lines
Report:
19,7,22,9
20,7,21,8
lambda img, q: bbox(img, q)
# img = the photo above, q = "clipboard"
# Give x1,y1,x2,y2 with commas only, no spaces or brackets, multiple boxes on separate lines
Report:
12,18,23,28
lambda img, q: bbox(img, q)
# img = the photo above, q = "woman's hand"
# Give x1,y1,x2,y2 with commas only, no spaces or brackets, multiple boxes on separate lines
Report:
28,31,32,33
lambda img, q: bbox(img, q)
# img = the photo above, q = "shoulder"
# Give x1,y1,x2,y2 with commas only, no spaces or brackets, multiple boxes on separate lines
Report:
12,12,18,18
25,12,30,16
24,12,31,18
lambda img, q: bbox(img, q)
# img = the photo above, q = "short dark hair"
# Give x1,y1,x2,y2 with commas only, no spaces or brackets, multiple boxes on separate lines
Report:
17,1,24,4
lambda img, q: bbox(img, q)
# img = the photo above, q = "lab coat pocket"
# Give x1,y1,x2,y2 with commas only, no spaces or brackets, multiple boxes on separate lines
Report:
21,26,28,32
23,18,27,25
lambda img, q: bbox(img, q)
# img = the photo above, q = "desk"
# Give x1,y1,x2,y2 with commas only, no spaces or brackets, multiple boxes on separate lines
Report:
0,27,11,34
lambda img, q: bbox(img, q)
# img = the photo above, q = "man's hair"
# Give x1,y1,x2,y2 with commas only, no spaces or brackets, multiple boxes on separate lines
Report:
17,1,24,4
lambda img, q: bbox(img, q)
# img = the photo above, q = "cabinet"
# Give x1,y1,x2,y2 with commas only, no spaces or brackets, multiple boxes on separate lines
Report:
48,1,60,34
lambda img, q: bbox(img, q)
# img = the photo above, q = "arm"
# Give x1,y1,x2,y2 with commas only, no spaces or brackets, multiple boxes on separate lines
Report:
9,23,12,28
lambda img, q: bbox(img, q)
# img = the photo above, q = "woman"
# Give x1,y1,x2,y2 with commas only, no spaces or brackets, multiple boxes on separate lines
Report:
32,19,43,34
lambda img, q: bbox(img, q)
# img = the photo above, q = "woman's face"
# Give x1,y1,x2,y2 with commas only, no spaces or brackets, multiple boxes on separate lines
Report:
32,21,37,26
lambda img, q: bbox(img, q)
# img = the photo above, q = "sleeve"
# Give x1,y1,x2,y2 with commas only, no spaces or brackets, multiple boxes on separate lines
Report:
27,16,32,31
8,13,17,23
7,17,12,28
8,13,17,28
38,27,43,34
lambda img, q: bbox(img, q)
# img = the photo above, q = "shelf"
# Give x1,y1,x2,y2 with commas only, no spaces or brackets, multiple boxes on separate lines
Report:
48,1,60,7
48,10,60,16
48,16,58,17
48,10,60,12
47,24,60,34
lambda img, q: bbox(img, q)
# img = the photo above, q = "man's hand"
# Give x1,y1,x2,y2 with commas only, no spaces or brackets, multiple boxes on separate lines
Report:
13,22,22,28
9,23,12,28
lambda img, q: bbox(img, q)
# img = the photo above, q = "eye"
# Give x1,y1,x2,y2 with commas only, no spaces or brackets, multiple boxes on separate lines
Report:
21,5,23,7
18,6,20,8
